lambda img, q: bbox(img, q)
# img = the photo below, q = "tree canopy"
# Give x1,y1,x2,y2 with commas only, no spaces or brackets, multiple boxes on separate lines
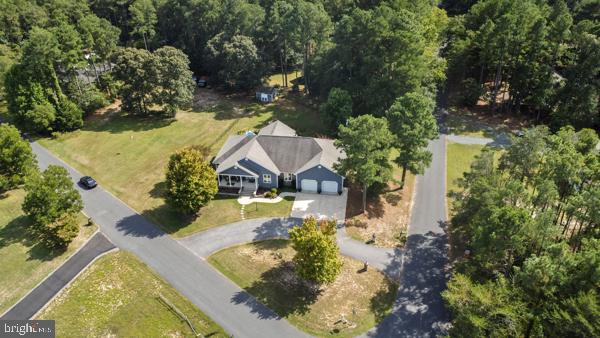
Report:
0,124,36,192
22,165,83,248
289,217,343,285
165,147,218,214
445,126,600,337
335,115,394,212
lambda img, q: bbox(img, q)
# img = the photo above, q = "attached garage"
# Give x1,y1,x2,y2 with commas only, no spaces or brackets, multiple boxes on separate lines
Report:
301,179,318,192
321,181,338,194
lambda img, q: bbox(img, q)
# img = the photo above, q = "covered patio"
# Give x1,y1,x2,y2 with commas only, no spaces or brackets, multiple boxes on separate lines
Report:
217,174,257,195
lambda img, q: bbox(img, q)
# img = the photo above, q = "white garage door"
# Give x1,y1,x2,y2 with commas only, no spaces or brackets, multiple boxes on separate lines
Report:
301,179,318,192
321,181,338,194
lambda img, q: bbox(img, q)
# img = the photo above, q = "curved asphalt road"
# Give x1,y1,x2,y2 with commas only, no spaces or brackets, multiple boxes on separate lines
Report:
30,142,309,338
28,129,456,337
180,135,451,337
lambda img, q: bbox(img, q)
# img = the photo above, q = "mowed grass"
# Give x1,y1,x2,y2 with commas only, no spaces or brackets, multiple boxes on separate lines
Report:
446,142,486,198
267,71,302,89
163,195,295,238
40,92,324,237
37,251,227,338
0,189,96,314
208,240,397,337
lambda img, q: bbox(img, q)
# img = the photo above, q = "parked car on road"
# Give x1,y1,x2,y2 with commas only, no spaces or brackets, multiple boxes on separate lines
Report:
79,176,97,189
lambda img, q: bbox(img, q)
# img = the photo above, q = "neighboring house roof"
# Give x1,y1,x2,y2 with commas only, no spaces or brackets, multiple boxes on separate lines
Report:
213,120,345,176
258,120,297,136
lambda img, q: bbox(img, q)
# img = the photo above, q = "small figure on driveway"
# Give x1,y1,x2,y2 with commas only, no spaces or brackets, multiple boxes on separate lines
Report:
363,260,369,271
371,233,376,243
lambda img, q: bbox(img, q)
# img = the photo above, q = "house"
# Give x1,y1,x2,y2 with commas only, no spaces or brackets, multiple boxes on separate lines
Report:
213,120,345,195
255,86,278,103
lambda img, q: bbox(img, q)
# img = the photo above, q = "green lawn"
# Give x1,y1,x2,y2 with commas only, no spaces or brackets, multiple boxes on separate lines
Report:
37,251,227,338
39,91,323,237
0,189,96,314
161,195,295,238
208,240,397,337
446,142,486,198
267,71,302,89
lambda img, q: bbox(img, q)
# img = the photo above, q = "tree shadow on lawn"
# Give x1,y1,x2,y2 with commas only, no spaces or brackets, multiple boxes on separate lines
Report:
0,215,66,261
231,261,321,318
142,194,240,236
345,186,385,219
83,113,175,134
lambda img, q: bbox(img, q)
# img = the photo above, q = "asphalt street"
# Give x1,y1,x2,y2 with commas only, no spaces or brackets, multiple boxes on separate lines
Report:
30,142,309,338
1,232,115,320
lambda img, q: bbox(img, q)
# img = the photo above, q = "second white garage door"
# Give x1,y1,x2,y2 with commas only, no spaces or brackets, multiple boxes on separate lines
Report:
321,181,338,194
301,179,318,192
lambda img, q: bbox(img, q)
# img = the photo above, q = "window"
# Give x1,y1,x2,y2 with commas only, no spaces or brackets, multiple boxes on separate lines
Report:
263,174,271,183
283,173,293,182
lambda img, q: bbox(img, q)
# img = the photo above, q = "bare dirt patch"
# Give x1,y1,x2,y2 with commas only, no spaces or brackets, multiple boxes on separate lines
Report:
344,175,415,248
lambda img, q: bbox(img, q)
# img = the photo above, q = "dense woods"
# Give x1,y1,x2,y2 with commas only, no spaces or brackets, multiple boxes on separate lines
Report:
444,0,599,129
446,127,600,337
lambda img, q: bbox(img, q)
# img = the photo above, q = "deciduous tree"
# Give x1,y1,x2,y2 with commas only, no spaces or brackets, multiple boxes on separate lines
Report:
288,217,342,285
22,166,83,248
0,124,36,193
165,147,218,214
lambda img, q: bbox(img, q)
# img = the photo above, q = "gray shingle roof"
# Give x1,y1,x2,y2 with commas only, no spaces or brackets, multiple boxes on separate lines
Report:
257,120,297,137
213,120,345,175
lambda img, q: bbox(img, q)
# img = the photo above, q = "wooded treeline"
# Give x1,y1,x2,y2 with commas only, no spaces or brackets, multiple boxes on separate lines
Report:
445,126,600,337
443,0,599,129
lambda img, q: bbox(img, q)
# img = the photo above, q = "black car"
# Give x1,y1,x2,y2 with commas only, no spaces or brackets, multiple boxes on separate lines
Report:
79,176,97,189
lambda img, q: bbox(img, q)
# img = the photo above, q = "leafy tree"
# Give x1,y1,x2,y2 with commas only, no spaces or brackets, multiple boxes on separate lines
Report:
165,147,218,214
114,46,195,116
0,124,36,193
55,99,84,131
25,101,57,133
313,2,447,115
153,46,195,116
206,34,264,90
20,27,63,100
288,216,342,285
320,87,352,133
113,47,156,115
130,0,157,50
335,115,394,212
0,44,18,94
22,166,83,248
385,90,438,186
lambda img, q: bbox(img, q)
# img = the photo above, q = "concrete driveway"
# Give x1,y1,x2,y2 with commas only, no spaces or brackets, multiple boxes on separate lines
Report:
290,189,348,221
